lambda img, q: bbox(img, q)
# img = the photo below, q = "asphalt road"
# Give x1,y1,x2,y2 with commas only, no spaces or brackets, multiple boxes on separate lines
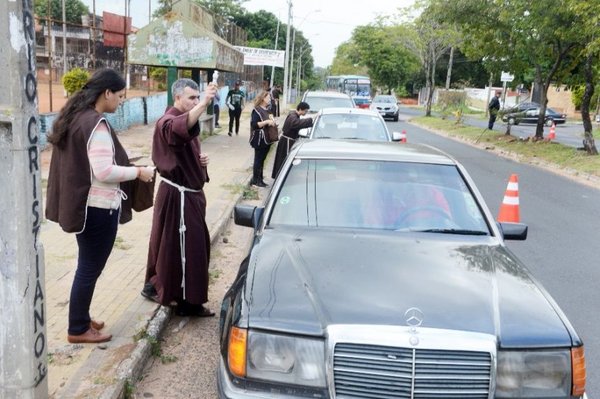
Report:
391,114,600,397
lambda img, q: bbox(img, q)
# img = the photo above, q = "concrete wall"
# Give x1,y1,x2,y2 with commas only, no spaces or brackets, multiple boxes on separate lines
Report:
38,93,168,148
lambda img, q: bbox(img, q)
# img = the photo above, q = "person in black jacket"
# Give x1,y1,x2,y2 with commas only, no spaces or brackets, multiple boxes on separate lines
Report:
488,90,502,130
271,102,313,179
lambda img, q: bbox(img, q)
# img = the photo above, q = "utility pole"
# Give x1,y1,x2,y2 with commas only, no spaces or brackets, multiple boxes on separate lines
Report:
46,0,53,112
1,0,49,397
270,17,280,86
282,0,292,112
62,0,68,96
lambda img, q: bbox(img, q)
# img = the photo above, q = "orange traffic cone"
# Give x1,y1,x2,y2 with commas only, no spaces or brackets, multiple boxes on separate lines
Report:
400,129,407,143
497,174,520,223
548,122,556,140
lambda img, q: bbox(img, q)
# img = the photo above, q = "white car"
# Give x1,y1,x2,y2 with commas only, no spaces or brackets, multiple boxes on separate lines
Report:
299,108,404,142
370,94,400,121
301,91,355,114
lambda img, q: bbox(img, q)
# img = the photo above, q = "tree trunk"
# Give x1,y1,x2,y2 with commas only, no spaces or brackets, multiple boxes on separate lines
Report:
581,52,598,155
534,68,546,139
424,57,433,116
445,46,454,90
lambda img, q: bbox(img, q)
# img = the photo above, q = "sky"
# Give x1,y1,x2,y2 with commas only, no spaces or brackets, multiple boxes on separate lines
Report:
81,0,415,68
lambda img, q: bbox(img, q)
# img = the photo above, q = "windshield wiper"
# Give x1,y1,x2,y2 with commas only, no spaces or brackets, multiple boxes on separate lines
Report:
416,228,489,235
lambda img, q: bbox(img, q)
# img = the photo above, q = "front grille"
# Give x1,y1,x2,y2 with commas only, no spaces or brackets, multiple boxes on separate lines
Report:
333,343,491,399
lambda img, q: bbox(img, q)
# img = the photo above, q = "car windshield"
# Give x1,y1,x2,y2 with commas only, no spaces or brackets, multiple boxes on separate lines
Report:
269,159,490,234
311,114,389,141
305,96,354,112
373,96,395,104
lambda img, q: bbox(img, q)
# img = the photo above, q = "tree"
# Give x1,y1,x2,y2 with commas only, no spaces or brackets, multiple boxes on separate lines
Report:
566,0,599,154
435,0,581,140
330,42,365,75
34,0,88,25
352,24,420,95
401,6,458,116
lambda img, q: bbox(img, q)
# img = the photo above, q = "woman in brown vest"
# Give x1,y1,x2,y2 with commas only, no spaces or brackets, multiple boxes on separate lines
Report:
45,69,154,344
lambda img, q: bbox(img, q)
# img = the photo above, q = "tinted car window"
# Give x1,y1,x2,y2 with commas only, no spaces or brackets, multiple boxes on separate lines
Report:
269,159,489,233
304,96,355,111
372,96,396,104
311,114,389,141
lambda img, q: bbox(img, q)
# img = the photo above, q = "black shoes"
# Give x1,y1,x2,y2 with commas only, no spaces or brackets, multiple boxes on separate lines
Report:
141,282,159,303
228,131,232,136
251,180,268,188
174,302,215,317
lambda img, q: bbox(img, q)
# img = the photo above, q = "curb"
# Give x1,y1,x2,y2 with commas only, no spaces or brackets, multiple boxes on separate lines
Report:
99,175,251,399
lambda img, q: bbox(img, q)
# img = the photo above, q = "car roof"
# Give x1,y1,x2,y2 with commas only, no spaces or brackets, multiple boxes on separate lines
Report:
318,107,382,116
372,95,396,100
303,90,353,99
293,139,456,165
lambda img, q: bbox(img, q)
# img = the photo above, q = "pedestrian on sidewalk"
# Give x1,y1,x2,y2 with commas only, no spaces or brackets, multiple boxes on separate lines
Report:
488,90,502,130
250,90,276,187
271,101,313,179
213,89,221,128
141,78,217,318
45,68,155,344
226,80,244,136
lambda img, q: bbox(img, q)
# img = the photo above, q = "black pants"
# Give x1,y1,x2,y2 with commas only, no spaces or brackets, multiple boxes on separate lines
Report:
488,114,497,130
228,107,242,134
252,145,271,183
69,207,118,335
214,105,220,126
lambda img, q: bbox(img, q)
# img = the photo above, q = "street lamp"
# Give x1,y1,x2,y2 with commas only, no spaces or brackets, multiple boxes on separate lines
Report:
295,38,317,98
286,9,320,104
282,0,293,112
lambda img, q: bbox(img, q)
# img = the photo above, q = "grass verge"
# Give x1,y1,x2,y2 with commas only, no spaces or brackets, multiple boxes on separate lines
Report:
411,116,600,182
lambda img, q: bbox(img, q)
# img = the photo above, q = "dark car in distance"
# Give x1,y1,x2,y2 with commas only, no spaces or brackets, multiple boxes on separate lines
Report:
501,102,567,126
218,140,586,399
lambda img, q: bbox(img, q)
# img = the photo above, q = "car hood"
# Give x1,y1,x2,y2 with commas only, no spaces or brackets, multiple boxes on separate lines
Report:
246,228,573,347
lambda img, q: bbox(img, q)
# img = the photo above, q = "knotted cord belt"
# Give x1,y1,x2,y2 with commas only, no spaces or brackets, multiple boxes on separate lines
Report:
282,135,296,153
161,177,201,300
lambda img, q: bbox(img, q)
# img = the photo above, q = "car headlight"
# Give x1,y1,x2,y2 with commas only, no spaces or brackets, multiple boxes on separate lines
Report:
246,330,326,387
496,349,571,397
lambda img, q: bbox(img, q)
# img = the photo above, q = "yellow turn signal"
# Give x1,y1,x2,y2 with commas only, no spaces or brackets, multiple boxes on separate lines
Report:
571,346,586,396
228,327,247,377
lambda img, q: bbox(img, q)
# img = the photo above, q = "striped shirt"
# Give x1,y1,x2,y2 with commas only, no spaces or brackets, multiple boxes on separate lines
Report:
87,121,137,209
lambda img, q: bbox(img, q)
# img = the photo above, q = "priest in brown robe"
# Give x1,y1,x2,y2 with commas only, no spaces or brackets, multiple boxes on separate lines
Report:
141,78,217,317
271,101,313,179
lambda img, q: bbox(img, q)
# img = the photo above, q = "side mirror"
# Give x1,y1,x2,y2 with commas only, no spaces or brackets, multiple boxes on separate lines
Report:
497,222,528,240
234,205,264,229
391,131,406,142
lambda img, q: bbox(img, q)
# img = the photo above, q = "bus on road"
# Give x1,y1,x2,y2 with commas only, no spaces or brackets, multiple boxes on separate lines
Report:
325,75,372,108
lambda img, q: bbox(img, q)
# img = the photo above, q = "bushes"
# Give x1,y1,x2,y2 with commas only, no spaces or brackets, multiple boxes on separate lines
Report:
436,90,468,123
62,68,89,96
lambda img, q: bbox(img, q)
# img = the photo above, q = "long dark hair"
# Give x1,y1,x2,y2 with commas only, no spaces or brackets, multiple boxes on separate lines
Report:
48,68,126,147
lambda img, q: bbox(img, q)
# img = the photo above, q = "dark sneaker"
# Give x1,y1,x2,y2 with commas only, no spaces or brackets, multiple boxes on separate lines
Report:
141,283,159,303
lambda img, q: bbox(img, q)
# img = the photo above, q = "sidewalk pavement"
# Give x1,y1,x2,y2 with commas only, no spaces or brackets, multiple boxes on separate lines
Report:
41,104,274,398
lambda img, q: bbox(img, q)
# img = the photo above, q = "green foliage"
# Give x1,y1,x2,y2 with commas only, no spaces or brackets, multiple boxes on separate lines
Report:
34,0,88,24
352,24,421,93
571,85,600,111
150,67,167,91
435,90,467,122
62,68,89,96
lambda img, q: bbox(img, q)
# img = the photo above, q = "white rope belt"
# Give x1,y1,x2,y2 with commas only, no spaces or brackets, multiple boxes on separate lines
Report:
283,135,296,153
161,177,201,300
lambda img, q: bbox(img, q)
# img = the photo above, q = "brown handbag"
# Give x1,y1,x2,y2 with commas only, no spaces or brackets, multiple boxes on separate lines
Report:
131,169,156,212
264,124,280,143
